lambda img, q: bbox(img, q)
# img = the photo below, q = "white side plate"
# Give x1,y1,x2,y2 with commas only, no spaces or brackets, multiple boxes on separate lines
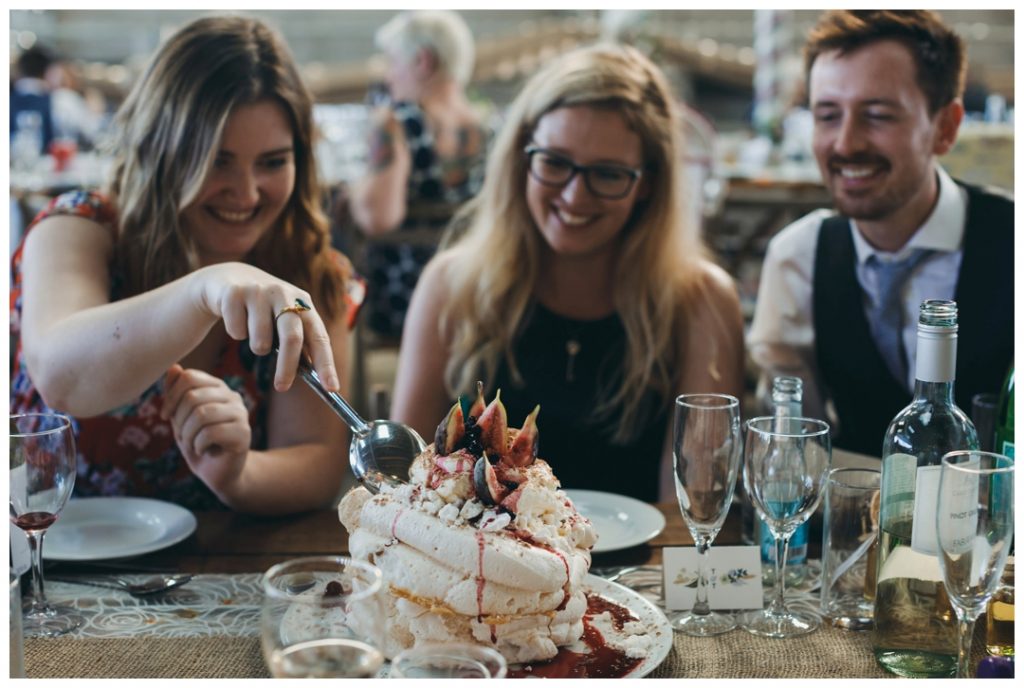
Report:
564,489,666,553
582,574,673,678
44,497,197,561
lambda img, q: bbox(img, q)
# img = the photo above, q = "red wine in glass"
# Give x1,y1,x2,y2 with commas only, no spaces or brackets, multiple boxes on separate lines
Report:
13,511,59,531
9,413,84,636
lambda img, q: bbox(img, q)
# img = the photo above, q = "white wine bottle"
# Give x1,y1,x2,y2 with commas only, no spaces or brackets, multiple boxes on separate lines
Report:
871,300,979,677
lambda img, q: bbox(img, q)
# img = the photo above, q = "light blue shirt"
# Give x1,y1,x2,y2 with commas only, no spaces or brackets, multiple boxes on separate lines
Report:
749,164,968,406
850,168,967,389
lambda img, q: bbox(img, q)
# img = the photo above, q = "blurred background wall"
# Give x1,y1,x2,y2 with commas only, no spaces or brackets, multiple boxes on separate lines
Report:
10,9,1015,119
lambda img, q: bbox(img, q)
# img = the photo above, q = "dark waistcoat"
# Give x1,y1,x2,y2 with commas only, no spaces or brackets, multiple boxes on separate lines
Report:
812,182,1014,455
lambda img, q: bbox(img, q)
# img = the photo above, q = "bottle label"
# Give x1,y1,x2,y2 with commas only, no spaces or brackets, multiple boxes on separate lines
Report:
910,464,943,556
934,461,980,557
881,452,917,530
1000,440,1015,459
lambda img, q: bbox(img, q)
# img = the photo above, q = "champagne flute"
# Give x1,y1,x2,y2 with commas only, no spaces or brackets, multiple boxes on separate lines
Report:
739,416,831,638
9,413,83,636
261,556,386,678
936,450,1014,679
671,393,742,636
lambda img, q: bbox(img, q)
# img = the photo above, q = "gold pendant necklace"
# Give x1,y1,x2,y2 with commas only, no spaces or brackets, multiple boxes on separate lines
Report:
565,338,581,382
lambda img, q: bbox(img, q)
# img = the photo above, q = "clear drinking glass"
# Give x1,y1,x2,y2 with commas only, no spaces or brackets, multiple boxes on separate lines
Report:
936,450,1014,679
739,416,831,638
670,393,743,636
9,413,83,636
389,643,508,678
261,556,386,678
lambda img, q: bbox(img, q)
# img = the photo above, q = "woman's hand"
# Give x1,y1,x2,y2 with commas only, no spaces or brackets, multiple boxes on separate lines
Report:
192,263,340,392
161,364,251,499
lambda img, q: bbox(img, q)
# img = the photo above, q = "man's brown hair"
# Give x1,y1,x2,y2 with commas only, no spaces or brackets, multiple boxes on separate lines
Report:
804,10,966,114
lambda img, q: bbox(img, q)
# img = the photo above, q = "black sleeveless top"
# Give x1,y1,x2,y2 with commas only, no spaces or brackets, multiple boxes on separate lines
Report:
812,181,1014,455
491,303,668,502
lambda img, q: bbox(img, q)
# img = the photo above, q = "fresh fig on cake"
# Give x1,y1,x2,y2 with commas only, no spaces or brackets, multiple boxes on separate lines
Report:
499,484,524,514
477,390,509,457
505,405,540,467
467,381,486,422
434,401,466,455
473,453,507,505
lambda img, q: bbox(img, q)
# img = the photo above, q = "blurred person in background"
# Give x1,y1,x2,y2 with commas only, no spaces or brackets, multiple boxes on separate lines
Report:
45,57,107,149
11,15,363,514
748,10,1013,455
10,44,56,154
391,44,744,502
349,9,488,339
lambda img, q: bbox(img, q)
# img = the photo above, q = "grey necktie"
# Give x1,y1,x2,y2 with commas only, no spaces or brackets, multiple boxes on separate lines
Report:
867,249,933,388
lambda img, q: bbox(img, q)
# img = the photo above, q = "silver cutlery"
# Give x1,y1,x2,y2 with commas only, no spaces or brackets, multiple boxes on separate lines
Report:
47,573,193,597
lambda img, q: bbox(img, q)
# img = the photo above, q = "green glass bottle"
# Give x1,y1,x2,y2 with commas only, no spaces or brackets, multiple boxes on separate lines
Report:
994,364,1014,459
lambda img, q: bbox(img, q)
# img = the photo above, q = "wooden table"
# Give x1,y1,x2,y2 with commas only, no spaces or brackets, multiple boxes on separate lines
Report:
31,497,990,680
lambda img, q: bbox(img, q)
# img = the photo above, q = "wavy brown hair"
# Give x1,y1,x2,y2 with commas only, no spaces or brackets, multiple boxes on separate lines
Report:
804,10,966,115
442,44,711,442
106,15,347,319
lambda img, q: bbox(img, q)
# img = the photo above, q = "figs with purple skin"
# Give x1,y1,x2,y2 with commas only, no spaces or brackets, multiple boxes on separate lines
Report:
505,405,540,467
467,381,486,422
434,401,465,455
473,453,506,505
477,389,509,457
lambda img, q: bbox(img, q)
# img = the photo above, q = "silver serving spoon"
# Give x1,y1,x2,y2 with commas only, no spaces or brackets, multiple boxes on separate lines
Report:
292,354,425,494
48,574,193,597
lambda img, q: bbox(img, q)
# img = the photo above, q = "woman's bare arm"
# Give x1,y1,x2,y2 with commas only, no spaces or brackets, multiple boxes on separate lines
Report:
349,108,412,236
658,261,746,501
20,214,340,417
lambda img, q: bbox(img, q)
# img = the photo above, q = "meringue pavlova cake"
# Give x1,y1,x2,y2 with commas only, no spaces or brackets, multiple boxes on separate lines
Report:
338,383,597,664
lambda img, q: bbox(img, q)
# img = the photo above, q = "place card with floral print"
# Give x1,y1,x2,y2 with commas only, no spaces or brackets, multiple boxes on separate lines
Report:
662,546,763,610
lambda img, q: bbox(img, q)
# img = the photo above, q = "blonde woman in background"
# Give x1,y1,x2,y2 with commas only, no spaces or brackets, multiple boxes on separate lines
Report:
11,15,360,514
391,44,744,502
349,9,488,338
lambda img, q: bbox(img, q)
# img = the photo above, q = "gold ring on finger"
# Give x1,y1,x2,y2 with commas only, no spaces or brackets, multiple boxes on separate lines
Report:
275,297,312,322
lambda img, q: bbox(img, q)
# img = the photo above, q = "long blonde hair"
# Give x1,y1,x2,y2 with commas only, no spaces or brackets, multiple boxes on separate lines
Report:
442,44,709,442
106,15,347,319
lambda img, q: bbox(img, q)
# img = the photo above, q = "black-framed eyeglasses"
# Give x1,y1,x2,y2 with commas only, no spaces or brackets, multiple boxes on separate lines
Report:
524,145,643,200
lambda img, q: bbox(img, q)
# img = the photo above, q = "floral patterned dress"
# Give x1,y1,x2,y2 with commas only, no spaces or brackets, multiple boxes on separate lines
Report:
10,191,273,510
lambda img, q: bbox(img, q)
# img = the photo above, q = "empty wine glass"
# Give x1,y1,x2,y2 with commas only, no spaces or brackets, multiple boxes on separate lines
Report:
936,450,1014,679
671,393,742,636
739,416,831,638
9,413,83,636
261,556,386,678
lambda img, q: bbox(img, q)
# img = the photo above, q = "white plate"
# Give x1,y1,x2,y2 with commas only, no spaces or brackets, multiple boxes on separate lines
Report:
564,489,666,553
377,575,672,679
44,497,197,561
581,574,673,678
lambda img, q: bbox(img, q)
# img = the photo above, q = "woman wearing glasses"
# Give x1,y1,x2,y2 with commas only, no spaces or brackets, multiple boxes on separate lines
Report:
390,44,743,501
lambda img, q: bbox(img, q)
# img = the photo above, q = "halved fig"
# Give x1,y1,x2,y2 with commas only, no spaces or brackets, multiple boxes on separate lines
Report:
477,389,508,457
467,381,486,422
473,453,507,505
505,405,540,467
434,401,466,455
500,484,525,514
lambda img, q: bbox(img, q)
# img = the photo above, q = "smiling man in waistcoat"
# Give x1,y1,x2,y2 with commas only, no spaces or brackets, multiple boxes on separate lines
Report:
748,10,1014,456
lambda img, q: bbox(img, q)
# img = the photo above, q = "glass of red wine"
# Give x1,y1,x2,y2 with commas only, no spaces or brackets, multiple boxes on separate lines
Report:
9,413,83,636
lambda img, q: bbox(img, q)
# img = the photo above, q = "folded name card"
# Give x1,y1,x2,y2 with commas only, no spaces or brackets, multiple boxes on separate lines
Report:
663,546,763,611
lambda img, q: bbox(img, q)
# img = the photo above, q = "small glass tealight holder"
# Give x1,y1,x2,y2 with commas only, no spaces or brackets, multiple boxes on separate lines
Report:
389,642,507,679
